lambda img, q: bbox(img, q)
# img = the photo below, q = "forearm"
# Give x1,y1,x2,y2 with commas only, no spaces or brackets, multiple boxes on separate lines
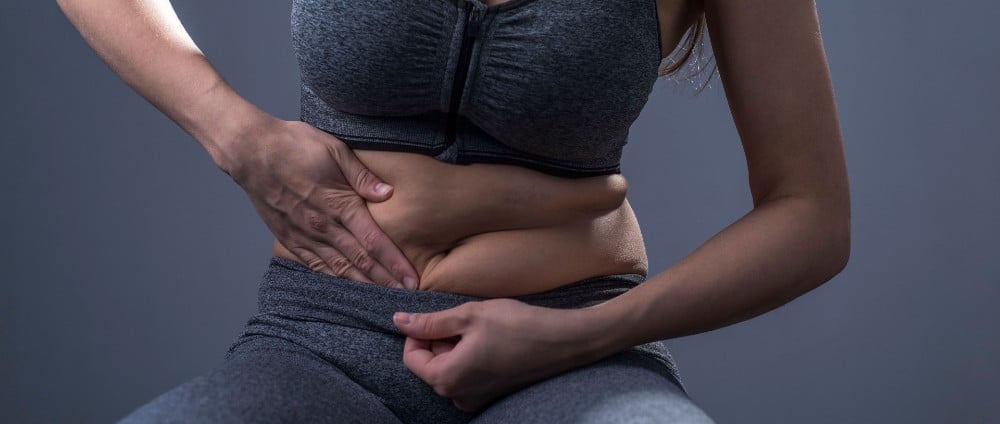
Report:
583,194,850,356
57,0,267,172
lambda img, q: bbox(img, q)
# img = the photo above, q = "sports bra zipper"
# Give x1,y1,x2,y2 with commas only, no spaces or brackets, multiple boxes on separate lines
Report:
443,3,482,150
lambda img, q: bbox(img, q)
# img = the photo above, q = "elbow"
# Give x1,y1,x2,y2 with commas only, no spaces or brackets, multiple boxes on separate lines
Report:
810,186,852,278
825,206,852,279
834,195,852,273
832,225,851,275
796,193,852,281
801,209,850,294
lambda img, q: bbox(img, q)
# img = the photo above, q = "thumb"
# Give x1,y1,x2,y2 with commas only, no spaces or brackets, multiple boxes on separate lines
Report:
393,309,469,340
323,137,393,202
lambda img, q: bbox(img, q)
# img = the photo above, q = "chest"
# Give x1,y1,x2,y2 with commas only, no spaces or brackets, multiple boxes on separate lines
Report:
291,0,664,113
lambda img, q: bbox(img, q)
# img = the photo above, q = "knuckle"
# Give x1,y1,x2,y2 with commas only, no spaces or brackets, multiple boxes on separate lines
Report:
290,247,327,272
352,168,375,190
304,211,329,233
388,262,411,280
436,387,453,398
324,138,347,160
306,258,327,273
431,381,454,398
326,134,346,149
349,249,375,273
328,231,355,253
326,255,354,275
323,191,361,217
359,229,381,251
380,278,403,288
455,304,477,323
419,316,437,335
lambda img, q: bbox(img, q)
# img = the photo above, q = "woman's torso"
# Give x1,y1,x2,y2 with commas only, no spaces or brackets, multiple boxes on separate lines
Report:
273,150,648,297
275,0,698,297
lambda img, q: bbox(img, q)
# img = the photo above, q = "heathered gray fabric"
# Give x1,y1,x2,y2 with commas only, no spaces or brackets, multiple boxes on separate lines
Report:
292,0,663,177
116,257,714,424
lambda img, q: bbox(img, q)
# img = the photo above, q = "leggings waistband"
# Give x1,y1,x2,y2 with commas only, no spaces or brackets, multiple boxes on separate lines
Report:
259,256,648,334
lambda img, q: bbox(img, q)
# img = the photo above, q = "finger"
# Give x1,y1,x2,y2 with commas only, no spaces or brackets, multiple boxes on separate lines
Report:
322,137,394,202
335,200,420,289
401,336,438,378
393,308,470,340
402,336,434,364
430,339,456,356
300,199,404,287
311,226,404,288
402,335,460,388
287,245,373,285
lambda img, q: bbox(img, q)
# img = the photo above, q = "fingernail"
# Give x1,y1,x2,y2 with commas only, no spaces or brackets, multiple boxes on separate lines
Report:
403,276,417,290
375,182,392,196
394,312,412,324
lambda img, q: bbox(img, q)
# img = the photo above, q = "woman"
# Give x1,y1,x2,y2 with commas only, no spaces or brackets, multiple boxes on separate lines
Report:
58,0,850,422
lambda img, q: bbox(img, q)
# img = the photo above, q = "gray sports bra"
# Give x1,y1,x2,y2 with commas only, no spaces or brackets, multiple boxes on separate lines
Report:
292,0,663,177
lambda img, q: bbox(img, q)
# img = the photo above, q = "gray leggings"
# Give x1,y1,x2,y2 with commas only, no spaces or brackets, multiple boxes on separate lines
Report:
118,257,715,423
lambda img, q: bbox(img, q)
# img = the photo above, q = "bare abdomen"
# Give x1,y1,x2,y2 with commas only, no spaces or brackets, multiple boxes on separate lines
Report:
273,150,648,297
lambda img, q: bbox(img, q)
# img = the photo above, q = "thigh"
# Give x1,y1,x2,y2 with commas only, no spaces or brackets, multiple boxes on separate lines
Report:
116,337,403,424
471,351,715,424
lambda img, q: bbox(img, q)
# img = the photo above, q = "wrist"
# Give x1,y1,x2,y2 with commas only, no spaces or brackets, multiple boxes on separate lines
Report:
564,296,646,363
179,78,275,177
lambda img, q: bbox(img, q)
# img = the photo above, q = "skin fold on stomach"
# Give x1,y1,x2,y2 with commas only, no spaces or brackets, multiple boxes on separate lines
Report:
273,150,649,297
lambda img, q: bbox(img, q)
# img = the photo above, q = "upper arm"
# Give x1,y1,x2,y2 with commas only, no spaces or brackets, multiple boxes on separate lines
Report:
704,0,849,209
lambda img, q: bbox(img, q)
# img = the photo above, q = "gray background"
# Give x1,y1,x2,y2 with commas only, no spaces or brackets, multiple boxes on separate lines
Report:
2,0,997,422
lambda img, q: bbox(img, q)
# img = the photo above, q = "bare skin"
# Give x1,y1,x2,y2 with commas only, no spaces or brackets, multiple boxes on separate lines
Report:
57,0,699,297
58,0,849,414
392,0,851,412
267,0,700,296
272,150,648,296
